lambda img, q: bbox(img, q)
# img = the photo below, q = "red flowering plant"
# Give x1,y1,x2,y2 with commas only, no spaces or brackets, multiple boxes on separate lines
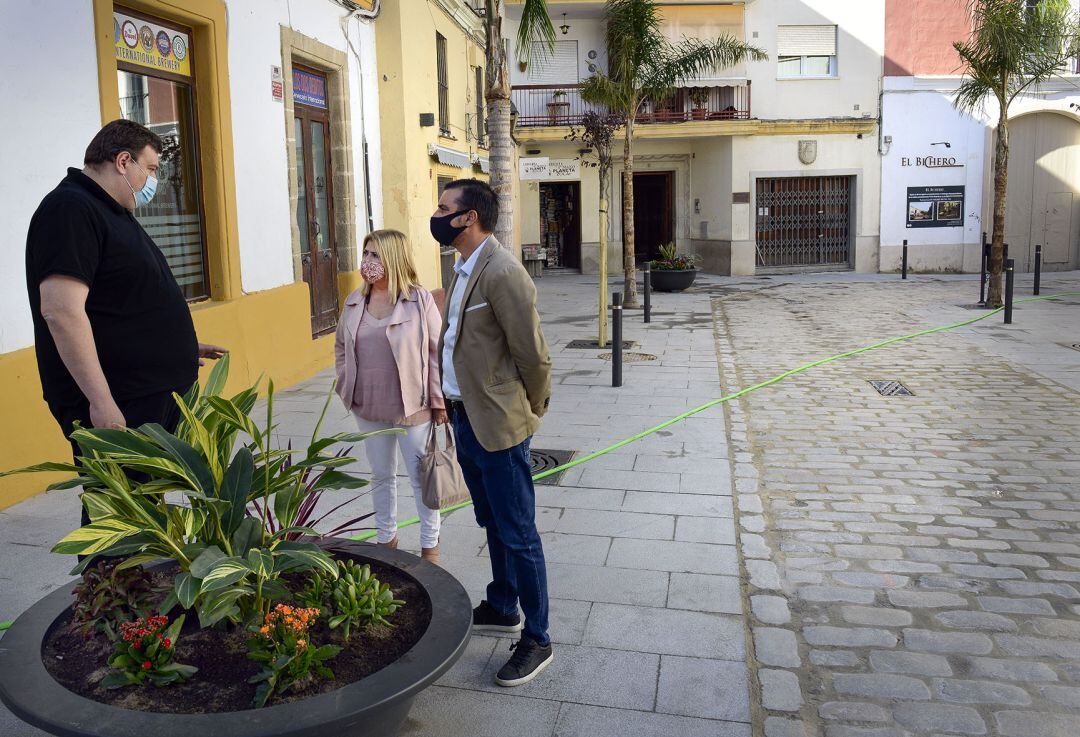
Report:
246,604,341,708
101,614,196,689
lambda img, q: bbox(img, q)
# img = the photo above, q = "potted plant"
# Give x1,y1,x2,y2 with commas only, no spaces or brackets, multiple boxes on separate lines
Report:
547,89,570,123
649,242,699,292
0,356,471,737
689,88,709,120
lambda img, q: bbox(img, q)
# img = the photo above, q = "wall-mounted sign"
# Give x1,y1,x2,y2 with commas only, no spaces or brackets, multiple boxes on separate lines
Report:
906,185,964,228
271,65,283,102
293,69,327,108
901,155,963,168
114,11,191,77
519,157,580,180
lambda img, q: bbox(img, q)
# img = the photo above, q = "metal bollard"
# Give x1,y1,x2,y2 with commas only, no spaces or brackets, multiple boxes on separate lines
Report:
979,237,988,306
902,240,908,280
1004,258,1015,324
1034,244,1042,296
611,292,623,387
643,262,652,324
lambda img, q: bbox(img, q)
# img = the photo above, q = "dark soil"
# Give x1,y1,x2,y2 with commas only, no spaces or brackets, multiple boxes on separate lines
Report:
42,558,431,713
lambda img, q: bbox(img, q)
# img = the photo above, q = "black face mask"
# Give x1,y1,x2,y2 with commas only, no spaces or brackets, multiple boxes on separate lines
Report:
430,210,471,246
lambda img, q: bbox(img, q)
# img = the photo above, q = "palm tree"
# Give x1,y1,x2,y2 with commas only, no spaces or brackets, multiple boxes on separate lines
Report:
485,1,554,251
581,0,765,306
954,0,1079,307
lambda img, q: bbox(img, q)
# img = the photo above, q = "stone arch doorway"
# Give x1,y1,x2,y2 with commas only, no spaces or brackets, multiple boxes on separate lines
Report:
1004,111,1080,272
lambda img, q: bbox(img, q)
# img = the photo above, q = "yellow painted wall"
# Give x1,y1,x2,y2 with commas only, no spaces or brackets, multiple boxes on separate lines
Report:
376,0,488,287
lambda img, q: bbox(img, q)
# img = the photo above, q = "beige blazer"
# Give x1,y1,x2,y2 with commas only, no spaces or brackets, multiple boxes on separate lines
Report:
438,237,551,452
334,286,445,416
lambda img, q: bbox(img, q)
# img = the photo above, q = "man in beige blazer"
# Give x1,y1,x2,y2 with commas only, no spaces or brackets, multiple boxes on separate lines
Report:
433,179,553,687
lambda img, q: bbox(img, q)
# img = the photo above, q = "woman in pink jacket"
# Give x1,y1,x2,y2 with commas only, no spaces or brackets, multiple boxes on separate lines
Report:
335,229,447,563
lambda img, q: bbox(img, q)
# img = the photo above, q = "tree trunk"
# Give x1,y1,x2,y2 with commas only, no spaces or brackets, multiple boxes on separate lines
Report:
621,114,638,307
988,114,1009,308
598,163,609,346
486,0,514,252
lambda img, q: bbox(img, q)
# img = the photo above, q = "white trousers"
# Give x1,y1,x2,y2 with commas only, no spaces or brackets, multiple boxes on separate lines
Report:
352,414,441,549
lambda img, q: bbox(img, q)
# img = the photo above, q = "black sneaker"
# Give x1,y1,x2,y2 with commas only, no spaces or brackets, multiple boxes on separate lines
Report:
495,637,554,687
472,600,523,633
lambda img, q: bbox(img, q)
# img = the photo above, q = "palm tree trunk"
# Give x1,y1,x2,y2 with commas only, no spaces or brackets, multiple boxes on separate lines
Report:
621,114,638,307
598,162,609,346
486,0,514,252
988,113,1009,308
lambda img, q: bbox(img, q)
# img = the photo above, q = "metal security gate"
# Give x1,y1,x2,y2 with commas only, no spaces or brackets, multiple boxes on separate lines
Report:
756,176,853,268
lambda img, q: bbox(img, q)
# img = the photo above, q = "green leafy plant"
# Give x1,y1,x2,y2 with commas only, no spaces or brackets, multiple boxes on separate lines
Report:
247,603,340,707
102,614,196,689
296,568,332,612
1,355,401,627
71,561,158,639
328,560,405,641
689,88,709,109
651,242,699,271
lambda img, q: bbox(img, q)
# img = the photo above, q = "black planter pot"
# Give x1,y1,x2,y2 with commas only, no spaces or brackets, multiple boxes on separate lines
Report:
0,540,472,737
650,268,697,292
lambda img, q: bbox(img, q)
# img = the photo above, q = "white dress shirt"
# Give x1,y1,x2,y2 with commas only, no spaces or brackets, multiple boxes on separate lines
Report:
441,236,489,399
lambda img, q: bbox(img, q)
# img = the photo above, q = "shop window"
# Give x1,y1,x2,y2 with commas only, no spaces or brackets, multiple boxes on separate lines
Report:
777,25,837,79
114,7,209,300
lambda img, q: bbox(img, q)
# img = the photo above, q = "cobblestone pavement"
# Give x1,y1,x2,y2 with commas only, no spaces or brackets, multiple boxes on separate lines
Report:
715,273,1080,737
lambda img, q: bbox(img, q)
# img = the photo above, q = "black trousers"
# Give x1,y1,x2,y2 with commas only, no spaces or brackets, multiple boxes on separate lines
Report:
49,387,185,528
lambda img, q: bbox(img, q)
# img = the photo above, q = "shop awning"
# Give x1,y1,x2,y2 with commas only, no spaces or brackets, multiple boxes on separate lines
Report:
472,154,490,174
427,144,470,169
660,4,747,84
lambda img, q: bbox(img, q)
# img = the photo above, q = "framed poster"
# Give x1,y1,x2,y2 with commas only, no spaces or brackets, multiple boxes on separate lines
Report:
906,185,964,228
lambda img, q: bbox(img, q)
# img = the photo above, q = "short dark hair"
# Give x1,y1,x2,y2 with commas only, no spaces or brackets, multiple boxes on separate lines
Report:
84,119,163,167
444,178,499,232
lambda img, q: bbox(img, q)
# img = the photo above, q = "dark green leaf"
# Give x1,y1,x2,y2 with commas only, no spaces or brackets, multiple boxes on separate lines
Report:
232,517,263,557
175,573,198,609
140,423,216,496
220,447,254,535
189,545,226,579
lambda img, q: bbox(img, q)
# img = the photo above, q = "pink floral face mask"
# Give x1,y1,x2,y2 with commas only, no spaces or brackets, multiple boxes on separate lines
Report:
361,259,386,283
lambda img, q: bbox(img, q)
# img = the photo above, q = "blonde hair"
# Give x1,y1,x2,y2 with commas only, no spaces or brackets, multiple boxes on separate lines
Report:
360,229,421,303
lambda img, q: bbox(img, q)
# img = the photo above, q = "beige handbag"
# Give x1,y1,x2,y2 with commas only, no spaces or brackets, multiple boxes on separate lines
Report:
419,423,470,510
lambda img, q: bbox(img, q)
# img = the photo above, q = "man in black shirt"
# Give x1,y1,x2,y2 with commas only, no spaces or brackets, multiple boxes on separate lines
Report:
25,119,226,524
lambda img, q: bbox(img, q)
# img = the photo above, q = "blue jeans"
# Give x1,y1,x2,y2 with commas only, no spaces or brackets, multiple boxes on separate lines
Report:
453,407,550,646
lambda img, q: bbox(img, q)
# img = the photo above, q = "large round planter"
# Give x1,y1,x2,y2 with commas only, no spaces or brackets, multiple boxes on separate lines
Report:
650,268,697,292
0,540,472,737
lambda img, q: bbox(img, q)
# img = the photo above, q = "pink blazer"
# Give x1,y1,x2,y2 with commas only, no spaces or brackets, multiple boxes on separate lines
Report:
334,286,445,416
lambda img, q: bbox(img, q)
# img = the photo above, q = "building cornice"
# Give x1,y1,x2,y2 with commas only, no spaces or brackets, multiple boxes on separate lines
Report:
517,117,877,142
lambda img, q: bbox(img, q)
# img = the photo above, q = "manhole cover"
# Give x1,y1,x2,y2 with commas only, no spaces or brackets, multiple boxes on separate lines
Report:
566,339,636,350
598,352,657,362
1058,342,1080,352
869,380,914,396
530,448,575,486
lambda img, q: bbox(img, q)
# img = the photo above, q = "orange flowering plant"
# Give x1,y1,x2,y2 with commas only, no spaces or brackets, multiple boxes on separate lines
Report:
102,614,196,689
246,604,341,707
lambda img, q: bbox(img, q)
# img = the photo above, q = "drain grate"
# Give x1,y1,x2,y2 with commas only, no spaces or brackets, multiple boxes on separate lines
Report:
1059,342,1080,352
566,339,636,350
598,352,657,362
869,380,914,396
530,448,575,486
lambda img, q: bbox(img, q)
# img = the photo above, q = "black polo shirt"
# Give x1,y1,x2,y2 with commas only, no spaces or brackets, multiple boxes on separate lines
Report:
25,168,199,408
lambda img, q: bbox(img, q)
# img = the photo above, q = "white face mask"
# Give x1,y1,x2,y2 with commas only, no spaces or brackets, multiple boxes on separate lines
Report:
123,157,158,207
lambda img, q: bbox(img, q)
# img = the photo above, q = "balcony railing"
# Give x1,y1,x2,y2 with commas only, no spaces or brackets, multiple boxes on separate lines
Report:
511,82,751,128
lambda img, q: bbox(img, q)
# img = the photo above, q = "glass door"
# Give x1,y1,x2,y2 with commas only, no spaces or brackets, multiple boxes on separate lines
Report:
293,66,338,336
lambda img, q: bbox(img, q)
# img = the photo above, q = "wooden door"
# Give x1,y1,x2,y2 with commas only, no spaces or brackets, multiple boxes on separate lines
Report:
630,172,674,262
1044,192,1073,264
295,105,338,336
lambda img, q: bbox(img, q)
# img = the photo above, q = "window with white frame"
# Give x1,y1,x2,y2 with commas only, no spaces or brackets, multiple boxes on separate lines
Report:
777,25,837,78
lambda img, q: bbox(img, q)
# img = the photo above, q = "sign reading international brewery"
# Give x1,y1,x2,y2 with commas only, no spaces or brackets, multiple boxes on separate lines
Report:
906,185,965,228
293,69,328,108
901,155,963,168
114,11,191,77
518,157,581,181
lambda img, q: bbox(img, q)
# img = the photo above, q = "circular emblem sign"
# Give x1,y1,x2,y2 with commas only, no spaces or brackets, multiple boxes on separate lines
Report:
121,21,138,48
156,30,172,58
172,35,187,62
139,25,154,52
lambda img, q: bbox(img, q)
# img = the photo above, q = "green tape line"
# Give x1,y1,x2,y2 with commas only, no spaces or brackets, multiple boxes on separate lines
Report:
0,620,11,632
349,291,1080,543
